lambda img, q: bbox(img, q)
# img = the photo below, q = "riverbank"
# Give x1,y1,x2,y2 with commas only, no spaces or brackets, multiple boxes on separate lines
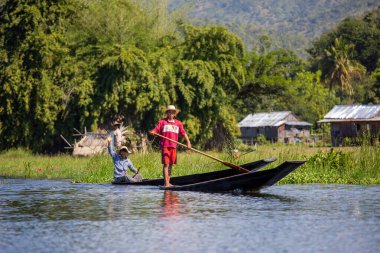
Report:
0,145,379,184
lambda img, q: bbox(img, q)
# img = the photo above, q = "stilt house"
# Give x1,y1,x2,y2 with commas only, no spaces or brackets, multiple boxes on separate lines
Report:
318,104,380,146
238,111,312,144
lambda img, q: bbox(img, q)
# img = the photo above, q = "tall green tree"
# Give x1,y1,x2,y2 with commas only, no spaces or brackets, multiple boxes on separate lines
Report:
238,49,305,115
352,73,380,104
176,25,246,150
88,24,247,150
91,46,158,129
365,68,380,104
75,0,182,130
324,37,365,100
0,0,77,151
309,7,380,73
286,71,337,123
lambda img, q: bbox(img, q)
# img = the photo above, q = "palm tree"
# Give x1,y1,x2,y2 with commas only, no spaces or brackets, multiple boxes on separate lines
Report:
324,37,365,101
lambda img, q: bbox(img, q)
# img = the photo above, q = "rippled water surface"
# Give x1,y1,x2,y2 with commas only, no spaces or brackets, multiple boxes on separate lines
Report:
0,178,379,253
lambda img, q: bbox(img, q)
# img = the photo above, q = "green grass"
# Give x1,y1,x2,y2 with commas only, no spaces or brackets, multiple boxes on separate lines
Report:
0,145,379,184
281,145,380,184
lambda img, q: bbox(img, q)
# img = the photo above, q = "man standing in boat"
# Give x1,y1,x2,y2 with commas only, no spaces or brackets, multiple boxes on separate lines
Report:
106,136,143,183
150,105,191,187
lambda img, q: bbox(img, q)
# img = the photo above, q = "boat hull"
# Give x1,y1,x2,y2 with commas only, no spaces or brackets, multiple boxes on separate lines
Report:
159,161,305,192
112,158,276,186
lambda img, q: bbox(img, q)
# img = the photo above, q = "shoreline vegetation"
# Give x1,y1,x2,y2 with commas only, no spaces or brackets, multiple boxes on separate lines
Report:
1,145,379,185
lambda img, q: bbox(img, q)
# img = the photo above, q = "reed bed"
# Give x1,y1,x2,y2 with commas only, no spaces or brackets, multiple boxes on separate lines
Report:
0,145,379,184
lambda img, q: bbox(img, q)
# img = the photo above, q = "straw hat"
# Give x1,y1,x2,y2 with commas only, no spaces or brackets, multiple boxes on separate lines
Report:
119,146,131,154
166,105,179,113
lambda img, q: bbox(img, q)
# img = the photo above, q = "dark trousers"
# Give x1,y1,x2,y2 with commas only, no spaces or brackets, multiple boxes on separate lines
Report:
114,173,143,183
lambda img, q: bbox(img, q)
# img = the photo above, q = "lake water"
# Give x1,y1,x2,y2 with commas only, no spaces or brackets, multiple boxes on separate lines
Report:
0,177,379,253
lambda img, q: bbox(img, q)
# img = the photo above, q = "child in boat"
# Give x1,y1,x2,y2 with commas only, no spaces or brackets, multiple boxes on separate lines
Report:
106,136,143,183
150,105,191,187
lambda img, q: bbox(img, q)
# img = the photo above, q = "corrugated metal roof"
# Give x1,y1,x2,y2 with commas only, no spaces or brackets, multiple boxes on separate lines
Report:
238,111,292,127
286,121,313,126
319,105,380,123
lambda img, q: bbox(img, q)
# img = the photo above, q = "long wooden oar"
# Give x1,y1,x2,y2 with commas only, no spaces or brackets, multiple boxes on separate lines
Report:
150,132,249,173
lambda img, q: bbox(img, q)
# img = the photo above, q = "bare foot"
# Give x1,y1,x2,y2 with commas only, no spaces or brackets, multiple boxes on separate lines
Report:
164,183,173,187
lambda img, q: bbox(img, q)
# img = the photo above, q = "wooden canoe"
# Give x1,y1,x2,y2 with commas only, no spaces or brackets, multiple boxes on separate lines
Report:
159,161,305,192
112,158,276,186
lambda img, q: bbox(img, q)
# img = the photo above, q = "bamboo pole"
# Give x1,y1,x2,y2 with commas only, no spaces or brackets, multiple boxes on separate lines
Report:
150,132,249,173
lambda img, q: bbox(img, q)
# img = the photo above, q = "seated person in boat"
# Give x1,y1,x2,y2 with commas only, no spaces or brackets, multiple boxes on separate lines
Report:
106,136,143,183
150,105,191,187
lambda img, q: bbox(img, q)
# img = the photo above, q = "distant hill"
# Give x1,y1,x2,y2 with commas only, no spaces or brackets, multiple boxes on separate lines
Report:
170,0,380,57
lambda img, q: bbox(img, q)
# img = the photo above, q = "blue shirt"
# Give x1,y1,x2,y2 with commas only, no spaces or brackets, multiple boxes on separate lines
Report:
108,145,137,178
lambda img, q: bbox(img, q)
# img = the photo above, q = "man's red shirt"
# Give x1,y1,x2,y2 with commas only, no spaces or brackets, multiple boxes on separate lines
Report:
152,118,186,148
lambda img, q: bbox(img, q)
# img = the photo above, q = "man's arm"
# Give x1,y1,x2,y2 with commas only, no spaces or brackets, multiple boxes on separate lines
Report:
107,136,116,157
127,160,137,174
150,120,161,135
183,133,191,149
179,122,191,149
114,129,122,149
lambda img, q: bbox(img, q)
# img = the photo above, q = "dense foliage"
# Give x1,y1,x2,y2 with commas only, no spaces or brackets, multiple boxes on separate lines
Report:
0,0,379,152
309,7,380,103
0,0,77,151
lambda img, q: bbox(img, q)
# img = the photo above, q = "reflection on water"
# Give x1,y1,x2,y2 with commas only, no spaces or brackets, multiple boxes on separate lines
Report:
0,178,379,253
161,190,180,218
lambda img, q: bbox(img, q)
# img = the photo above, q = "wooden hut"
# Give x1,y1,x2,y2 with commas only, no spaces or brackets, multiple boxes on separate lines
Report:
238,111,312,144
68,126,148,156
72,131,109,156
318,105,380,146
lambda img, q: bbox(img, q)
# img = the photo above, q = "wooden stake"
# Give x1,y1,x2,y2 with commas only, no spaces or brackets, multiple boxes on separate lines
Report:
60,135,72,147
